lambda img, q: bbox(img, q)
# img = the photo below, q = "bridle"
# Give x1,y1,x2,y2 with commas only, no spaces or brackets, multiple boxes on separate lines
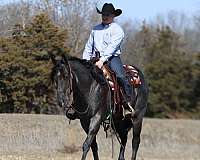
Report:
63,60,74,110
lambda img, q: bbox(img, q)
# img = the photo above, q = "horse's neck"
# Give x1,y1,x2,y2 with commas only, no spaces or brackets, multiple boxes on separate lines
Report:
70,61,94,91
69,62,97,110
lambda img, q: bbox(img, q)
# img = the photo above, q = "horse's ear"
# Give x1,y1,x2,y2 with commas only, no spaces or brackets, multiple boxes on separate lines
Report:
49,53,56,65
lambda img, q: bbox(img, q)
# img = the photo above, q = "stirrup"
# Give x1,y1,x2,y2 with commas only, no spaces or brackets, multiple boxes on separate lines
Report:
127,102,135,114
122,103,135,118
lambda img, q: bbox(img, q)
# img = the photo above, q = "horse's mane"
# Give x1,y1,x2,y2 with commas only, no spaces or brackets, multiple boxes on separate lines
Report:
61,55,107,86
67,56,95,70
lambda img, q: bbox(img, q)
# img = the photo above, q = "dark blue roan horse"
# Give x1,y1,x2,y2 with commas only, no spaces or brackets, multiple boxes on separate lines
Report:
50,54,148,160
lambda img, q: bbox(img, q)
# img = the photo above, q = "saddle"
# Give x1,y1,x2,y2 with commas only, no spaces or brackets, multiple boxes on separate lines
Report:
102,64,141,116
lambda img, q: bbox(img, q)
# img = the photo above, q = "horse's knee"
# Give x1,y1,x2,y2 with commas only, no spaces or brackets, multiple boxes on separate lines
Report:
82,142,90,152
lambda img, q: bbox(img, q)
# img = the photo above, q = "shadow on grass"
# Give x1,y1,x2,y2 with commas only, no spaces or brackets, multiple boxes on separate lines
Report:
57,144,80,154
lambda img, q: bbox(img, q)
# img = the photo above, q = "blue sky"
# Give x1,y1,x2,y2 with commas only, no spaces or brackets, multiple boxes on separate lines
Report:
99,0,199,21
1,0,200,21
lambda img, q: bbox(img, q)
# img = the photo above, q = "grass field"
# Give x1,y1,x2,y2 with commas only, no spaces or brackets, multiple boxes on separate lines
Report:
0,114,199,160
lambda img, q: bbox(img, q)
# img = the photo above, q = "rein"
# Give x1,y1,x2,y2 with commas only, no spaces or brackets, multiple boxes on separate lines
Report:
64,61,74,109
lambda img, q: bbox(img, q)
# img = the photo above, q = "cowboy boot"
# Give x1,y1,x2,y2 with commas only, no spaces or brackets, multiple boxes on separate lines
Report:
123,102,135,117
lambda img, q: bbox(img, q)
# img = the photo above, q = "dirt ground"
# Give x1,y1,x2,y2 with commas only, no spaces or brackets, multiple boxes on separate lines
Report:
0,114,199,160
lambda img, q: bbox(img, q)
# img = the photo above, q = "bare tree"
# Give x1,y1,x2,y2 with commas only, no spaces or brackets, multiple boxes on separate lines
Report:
0,0,32,36
0,0,100,57
30,0,99,57
57,0,99,56
121,20,157,69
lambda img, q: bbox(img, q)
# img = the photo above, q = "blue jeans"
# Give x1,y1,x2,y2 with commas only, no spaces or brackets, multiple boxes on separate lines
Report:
108,56,132,102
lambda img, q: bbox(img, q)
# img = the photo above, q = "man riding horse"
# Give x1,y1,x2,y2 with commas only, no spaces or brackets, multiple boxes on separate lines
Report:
82,3,135,117
50,3,148,160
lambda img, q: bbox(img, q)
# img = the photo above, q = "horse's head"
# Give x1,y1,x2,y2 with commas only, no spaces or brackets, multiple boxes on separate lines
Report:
50,54,73,109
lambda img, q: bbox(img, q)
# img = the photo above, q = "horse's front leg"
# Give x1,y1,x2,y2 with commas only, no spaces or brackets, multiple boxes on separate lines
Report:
81,114,101,160
80,118,99,160
131,119,142,160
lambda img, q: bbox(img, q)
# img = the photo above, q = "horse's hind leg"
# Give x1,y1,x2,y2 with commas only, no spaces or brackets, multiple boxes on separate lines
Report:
91,137,99,160
81,114,101,160
131,119,142,160
118,129,128,160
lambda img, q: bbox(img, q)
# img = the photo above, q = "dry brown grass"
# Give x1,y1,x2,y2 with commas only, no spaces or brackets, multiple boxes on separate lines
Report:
0,114,199,160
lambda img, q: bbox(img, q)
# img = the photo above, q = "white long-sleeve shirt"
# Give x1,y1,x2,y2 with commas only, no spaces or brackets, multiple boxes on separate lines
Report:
82,22,124,63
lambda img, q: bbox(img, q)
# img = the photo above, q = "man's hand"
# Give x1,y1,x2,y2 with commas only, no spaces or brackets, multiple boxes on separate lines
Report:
95,60,104,69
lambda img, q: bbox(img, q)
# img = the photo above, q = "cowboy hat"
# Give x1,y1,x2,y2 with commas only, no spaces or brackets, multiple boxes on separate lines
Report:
96,3,122,17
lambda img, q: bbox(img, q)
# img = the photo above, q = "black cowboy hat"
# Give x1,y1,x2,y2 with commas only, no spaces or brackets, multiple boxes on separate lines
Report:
96,3,122,17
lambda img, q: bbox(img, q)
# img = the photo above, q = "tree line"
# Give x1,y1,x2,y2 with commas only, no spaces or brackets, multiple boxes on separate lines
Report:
0,0,199,118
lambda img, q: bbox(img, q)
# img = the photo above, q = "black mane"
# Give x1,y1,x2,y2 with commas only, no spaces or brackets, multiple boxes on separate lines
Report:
67,56,95,70
51,55,107,86
68,56,107,85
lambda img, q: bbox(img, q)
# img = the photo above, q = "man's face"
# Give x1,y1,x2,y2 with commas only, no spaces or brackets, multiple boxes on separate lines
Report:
102,14,115,25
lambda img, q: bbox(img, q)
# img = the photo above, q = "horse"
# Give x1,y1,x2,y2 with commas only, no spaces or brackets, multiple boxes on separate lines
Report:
50,54,148,160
